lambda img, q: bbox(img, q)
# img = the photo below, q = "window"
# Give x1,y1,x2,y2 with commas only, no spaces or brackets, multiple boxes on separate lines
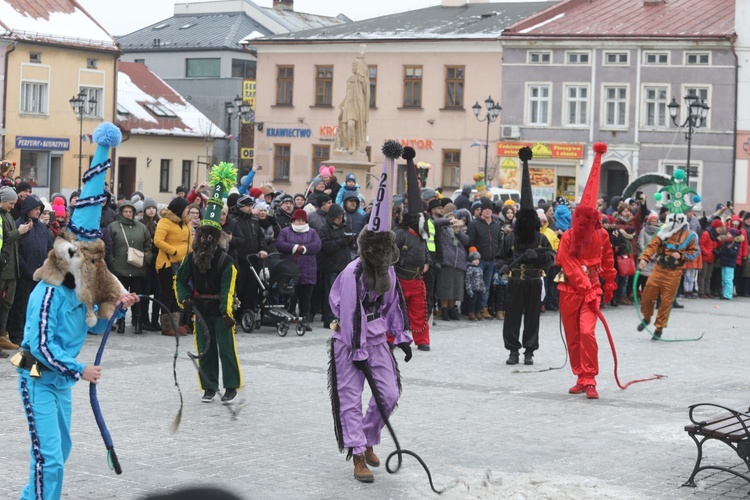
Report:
159,159,171,192
232,59,256,79
685,52,710,65
86,58,98,69
442,149,461,188
527,84,550,125
312,145,330,179
276,65,294,106
684,86,710,128
444,66,464,108
403,65,422,108
134,58,145,64
144,102,176,118
644,52,669,65
20,81,48,114
566,51,590,64
79,86,103,118
368,65,377,107
604,52,629,65
185,58,220,77
565,85,588,126
274,144,291,180
603,86,627,127
528,51,551,64
29,52,41,63
20,150,49,187
644,85,669,127
662,161,701,197
314,65,333,106
181,160,192,189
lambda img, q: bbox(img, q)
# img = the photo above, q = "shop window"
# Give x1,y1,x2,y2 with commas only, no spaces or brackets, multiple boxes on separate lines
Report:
186,58,220,77
160,159,170,192
181,160,192,189
20,150,48,187
403,65,422,108
274,144,291,181
369,65,377,107
20,81,48,114
276,66,294,106
311,144,330,179
442,149,460,188
444,66,464,108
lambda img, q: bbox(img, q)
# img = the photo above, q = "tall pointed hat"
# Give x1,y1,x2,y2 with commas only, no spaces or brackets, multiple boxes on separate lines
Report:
518,146,534,211
201,162,238,230
403,146,421,218
579,142,607,209
69,122,121,240
368,140,402,232
514,146,540,241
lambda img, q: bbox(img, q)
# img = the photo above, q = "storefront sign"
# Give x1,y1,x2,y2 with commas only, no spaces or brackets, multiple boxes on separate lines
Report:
388,139,434,150
242,80,256,125
497,141,583,159
15,136,70,151
530,167,556,203
241,148,254,159
266,127,312,138
320,125,338,137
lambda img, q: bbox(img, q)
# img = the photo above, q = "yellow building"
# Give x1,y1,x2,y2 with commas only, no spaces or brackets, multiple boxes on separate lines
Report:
0,0,119,200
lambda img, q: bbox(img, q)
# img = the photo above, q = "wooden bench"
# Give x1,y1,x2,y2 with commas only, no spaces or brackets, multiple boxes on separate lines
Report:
684,403,750,488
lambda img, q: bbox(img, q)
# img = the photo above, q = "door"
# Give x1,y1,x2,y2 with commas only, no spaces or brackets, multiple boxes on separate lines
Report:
49,155,62,194
118,157,136,198
603,161,629,198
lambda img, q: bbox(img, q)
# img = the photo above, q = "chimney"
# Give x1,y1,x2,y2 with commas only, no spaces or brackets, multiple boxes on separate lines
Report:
273,0,293,10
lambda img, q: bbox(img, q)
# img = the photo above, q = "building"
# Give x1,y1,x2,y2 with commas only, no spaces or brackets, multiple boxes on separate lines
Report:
0,0,120,200
734,0,750,213
117,0,348,178
116,62,224,204
501,0,737,208
246,0,555,199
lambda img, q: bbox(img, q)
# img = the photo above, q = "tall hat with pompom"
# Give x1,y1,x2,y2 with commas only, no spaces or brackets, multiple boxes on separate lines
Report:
69,122,121,241
518,146,534,211
653,168,701,214
403,146,421,217
201,162,238,230
579,142,608,209
368,140,403,232
514,146,540,242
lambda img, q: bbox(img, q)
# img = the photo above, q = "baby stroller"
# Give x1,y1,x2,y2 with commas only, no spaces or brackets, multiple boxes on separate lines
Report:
240,253,305,336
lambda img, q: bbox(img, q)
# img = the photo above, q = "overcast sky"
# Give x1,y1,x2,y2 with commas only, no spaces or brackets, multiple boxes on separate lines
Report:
77,0,548,37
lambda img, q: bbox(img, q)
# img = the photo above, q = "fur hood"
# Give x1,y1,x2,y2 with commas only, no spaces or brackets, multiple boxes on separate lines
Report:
160,207,184,225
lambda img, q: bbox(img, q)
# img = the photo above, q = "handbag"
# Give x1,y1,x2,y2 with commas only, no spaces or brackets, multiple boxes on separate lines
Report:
120,223,144,268
616,254,636,277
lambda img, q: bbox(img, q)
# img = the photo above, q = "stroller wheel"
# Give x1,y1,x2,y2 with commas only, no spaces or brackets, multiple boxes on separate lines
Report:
276,322,289,337
295,323,306,336
241,310,256,333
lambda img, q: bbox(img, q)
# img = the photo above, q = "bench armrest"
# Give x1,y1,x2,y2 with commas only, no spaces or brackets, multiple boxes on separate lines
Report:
688,403,750,434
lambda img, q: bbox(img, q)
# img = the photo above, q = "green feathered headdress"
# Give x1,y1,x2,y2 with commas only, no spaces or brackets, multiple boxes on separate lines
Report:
201,162,237,230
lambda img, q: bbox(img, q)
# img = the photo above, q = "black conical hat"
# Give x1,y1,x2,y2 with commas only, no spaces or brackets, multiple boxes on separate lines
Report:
518,146,533,211
403,146,421,215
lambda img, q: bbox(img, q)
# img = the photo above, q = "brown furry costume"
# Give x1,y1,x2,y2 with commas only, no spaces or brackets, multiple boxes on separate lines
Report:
357,229,398,296
34,230,126,327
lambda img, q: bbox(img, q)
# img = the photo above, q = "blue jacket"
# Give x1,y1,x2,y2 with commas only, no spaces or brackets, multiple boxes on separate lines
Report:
720,239,740,267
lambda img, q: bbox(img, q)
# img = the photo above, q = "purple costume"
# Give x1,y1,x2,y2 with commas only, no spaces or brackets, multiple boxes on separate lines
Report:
328,259,411,457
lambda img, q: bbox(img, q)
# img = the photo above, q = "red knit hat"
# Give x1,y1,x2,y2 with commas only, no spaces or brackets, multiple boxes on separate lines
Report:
711,219,724,229
291,209,307,222
249,187,263,199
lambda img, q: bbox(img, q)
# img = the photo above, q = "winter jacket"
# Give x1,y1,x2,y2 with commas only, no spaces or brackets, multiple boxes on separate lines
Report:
435,219,470,271
317,218,352,274
467,216,503,261
464,264,486,297
0,206,26,279
220,215,245,266
343,201,367,237
725,216,749,265
308,207,327,232
454,185,473,211
15,209,53,281
107,209,153,278
699,227,723,264
394,226,428,279
540,224,559,251
720,238,740,267
637,224,660,276
554,204,572,231
154,207,192,270
230,209,267,267
275,207,293,231
276,225,322,285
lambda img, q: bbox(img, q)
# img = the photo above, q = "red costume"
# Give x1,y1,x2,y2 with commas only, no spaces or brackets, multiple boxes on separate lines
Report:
556,143,617,399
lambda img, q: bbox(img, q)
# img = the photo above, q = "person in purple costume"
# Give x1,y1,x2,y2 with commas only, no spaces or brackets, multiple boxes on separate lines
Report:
327,144,412,484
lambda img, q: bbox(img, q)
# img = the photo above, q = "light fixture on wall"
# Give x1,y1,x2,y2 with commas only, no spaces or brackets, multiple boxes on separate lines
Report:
256,122,264,132
146,157,152,168
427,118,435,125
297,117,305,123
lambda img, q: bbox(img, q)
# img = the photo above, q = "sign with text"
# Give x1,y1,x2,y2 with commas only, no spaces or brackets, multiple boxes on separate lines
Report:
16,136,70,151
386,138,434,150
241,148,254,159
497,141,583,159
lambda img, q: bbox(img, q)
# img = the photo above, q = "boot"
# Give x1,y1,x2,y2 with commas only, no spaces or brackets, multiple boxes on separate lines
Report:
151,307,162,331
116,318,125,334
302,314,313,332
160,313,175,336
173,312,186,336
352,454,374,483
495,311,505,320
0,334,19,350
364,446,380,467
133,313,143,335
441,308,451,321
506,352,519,365
468,312,477,321
142,306,159,331
0,348,8,358
448,306,460,320
480,307,493,320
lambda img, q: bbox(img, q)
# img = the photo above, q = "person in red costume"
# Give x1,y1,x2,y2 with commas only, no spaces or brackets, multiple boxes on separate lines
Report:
556,143,617,400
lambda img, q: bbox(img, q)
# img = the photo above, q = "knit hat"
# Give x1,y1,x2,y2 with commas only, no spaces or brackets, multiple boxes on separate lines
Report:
319,165,335,179
134,200,144,213
131,191,144,203
16,181,32,193
420,187,437,203
0,185,18,202
327,203,345,219
538,213,548,223
479,197,493,211
471,200,481,212
254,201,269,211
236,195,253,208
201,163,237,230
167,196,189,218
316,194,332,207
69,122,121,240
42,199,52,213
291,209,307,222
226,192,240,210
143,197,158,211
711,219,724,229
468,250,481,261
345,173,356,183
729,228,740,237
175,185,187,195
278,193,294,205
646,213,659,222
249,187,263,199
607,215,616,224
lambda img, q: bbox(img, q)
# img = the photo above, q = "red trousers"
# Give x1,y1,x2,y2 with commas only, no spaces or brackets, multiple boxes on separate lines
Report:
560,291,599,386
398,277,430,346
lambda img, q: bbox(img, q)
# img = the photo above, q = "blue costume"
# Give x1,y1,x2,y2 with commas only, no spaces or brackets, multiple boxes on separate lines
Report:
18,281,118,500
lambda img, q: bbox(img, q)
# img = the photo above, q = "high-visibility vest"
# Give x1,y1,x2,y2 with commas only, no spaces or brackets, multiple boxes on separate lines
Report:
426,218,436,253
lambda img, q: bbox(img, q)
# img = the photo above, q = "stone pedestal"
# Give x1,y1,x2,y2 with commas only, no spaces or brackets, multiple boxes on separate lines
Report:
327,151,376,200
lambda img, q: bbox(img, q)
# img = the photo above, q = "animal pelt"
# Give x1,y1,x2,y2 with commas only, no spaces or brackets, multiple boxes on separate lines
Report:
358,230,397,295
193,226,221,274
34,231,126,327
513,208,540,245
569,205,602,259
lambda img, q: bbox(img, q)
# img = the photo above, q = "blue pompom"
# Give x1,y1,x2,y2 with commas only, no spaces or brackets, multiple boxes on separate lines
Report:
92,122,122,148
692,194,702,204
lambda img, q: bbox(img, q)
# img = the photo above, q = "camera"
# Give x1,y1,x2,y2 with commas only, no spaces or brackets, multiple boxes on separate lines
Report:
727,200,734,208
343,232,355,237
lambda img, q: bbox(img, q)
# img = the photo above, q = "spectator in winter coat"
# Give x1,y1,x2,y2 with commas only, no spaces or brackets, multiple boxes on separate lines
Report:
698,219,725,297
316,204,352,330
342,191,367,257
726,215,749,295
293,193,306,210
7,195,52,345
219,204,245,266
454,184,473,211
230,195,268,315
554,203,572,232
335,173,361,208
254,201,280,252
276,210,322,330
464,250,486,321
720,228,741,300
467,197,502,318
275,194,295,230
308,194,332,232
435,211,470,320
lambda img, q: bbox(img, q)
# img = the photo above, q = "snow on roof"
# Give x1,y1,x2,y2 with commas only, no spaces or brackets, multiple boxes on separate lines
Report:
0,0,117,49
117,62,224,139
519,13,564,34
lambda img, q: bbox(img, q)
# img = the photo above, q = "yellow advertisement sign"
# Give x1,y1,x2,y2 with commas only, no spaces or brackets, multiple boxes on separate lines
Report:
241,148,254,159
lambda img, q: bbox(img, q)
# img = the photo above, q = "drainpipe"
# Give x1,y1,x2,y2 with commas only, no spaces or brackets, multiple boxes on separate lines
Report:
1,41,17,159
730,35,739,203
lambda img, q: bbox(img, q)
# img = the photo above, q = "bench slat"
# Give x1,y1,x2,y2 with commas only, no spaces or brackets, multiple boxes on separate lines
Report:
685,413,750,441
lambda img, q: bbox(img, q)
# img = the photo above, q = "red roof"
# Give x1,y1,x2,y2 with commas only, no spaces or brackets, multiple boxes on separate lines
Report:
504,0,735,39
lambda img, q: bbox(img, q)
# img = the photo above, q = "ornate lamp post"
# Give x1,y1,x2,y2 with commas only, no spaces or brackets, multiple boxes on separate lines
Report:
667,92,709,185
472,96,502,185
69,90,97,191
226,95,253,170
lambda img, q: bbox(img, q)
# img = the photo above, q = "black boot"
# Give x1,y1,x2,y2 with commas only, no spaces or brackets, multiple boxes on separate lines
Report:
448,306,460,320
441,308,451,321
506,352,519,365
116,318,125,334
133,313,143,334
302,314,313,332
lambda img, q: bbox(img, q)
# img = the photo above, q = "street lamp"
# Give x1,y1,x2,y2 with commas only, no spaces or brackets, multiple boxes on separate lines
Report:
69,90,97,191
472,96,502,185
226,95,253,171
667,91,709,186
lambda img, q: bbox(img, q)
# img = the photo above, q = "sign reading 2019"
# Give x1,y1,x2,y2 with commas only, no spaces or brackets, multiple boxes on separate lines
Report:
370,173,388,231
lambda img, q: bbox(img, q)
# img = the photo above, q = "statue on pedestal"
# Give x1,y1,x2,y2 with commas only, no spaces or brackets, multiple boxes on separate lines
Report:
335,47,369,156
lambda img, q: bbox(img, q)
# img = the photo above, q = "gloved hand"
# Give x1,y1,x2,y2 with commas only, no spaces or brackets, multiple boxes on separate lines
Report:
181,298,193,309
294,246,304,256
397,343,412,362
222,314,235,329
603,281,617,304
499,265,510,276
353,359,367,371
523,249,538,261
